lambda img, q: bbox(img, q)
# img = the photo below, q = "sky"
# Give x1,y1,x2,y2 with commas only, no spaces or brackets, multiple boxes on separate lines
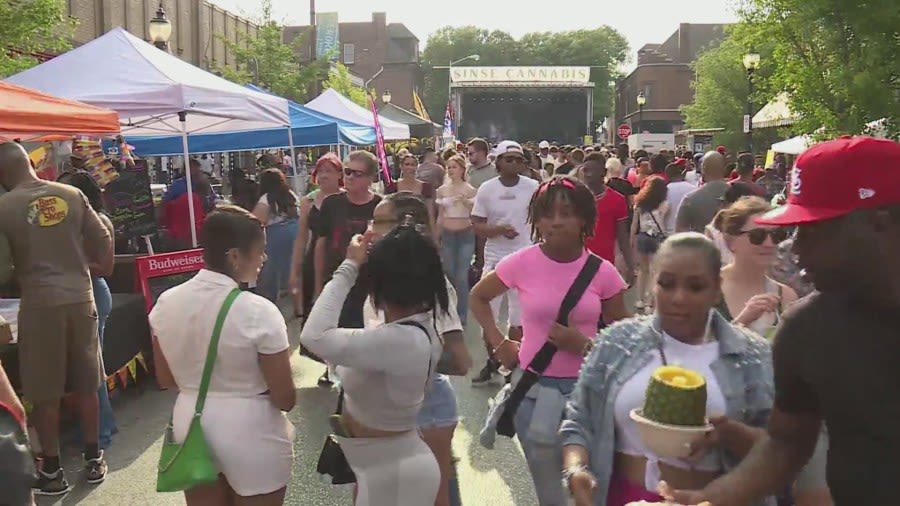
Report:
210,0,740,69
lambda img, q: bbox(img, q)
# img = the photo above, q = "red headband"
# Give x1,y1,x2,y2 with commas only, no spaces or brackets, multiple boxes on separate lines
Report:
537,177,576,195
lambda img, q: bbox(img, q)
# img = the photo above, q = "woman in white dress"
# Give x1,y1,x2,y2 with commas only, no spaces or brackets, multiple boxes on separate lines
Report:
151,205,295,506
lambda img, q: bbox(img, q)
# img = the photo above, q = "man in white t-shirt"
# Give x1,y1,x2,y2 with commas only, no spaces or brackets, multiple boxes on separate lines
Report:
470,140,538,386
664,161,697,234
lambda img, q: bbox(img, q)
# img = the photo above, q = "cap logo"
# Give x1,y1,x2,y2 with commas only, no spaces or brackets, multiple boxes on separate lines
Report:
789,167,802,195
859,188,875,200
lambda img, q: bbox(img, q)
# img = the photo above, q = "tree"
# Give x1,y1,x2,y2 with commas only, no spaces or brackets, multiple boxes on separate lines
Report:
736,0,899,137
321,62,371,107
0,0,75,78
217,0,327,103
421,26,628,121
682,24,783,150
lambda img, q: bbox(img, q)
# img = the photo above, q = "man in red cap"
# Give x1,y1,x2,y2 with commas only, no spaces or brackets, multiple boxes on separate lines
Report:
670,136,900,506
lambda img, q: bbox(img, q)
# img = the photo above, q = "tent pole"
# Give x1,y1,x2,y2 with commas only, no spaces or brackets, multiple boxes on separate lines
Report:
287,127,297,177
180,112,198,248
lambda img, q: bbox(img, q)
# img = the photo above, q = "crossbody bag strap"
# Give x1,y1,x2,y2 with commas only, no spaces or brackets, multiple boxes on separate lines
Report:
648,210,666,237
396,320,434,387
525,253,603,374
193,288,242,416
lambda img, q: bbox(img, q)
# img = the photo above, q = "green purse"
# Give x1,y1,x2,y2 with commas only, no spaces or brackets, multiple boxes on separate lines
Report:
156,288,242,493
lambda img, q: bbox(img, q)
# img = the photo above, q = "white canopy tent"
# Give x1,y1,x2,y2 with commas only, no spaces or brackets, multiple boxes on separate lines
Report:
6,27,291,246
306,89,410,140
771,134,813,155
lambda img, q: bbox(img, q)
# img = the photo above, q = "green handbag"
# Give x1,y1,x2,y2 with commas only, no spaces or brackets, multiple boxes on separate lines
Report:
156,288,242,493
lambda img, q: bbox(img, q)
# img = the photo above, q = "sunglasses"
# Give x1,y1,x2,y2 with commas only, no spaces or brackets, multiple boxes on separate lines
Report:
343,168,368,178
738,227,789,245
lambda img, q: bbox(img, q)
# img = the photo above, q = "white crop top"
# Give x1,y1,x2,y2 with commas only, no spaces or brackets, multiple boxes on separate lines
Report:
613,330,727,490
435,184,475,219
300,260,443,432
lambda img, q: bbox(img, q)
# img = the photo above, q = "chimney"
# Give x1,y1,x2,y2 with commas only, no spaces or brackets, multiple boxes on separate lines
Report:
678,23,690,63
373,12,387,42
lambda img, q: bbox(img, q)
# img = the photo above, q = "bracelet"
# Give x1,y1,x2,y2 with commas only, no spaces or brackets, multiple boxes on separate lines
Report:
492,338,513,355
561,464,592,495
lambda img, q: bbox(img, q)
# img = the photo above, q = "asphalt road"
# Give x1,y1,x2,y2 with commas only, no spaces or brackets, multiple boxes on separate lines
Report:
38,306,540,506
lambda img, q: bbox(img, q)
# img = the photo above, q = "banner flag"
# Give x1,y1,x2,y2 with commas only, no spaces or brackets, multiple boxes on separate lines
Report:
370,97,394,190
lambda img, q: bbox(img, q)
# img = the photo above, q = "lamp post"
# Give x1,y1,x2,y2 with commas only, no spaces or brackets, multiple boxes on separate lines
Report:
743,52,761,153
382,90,392,105
148,2,172,51
446,54,479,118
636,91,646,133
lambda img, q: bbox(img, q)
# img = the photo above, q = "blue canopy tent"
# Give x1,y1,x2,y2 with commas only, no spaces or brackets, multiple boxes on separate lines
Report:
126,87,375,156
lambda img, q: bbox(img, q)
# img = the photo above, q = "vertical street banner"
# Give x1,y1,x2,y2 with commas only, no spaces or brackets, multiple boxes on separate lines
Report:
443,101,455,139
370,97,393,190
315,12,340,61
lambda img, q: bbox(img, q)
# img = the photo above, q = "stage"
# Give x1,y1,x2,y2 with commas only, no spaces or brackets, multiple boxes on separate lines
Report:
450,66,594,144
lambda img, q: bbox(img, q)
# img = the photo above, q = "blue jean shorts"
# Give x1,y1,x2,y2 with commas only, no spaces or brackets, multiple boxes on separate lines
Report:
417,374,458,429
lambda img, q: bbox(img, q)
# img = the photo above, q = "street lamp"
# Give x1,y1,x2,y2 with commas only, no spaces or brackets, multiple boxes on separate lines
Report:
636,91,646,133
446,54,480,126
743,52,761,152
382,90,392,105
148,2,172,51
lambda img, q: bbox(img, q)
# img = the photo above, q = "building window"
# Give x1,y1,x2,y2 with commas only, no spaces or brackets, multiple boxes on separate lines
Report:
343,44,355,65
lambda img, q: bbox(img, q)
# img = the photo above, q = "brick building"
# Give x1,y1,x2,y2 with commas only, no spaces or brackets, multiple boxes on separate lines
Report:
284,12,421,112
614,23,727,139
65,0,256,70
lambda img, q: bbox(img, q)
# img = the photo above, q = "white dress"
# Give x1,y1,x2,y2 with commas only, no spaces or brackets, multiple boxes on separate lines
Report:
149,269,294,496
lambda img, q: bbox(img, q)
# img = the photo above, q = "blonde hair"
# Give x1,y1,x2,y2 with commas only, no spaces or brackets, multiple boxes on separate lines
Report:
605,157,624,178
713,196,772,235
446,154,467,181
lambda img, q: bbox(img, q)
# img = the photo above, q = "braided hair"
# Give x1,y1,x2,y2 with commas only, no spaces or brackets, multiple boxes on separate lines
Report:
526,175,596,243
367,195,449,316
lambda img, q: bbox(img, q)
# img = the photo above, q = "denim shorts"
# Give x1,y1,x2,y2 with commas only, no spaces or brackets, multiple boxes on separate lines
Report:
417,374,458,429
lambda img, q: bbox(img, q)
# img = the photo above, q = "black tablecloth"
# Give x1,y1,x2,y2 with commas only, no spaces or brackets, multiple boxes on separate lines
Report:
0,293,151,392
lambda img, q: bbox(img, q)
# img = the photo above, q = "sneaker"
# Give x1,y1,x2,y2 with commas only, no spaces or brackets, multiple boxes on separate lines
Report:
317,370,333,387
33,468,71,496
471,362,501,387
85,450,108,484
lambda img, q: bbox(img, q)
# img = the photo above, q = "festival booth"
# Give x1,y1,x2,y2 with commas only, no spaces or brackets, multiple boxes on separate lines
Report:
307,88,411,140
124,85,376,156
6,27,290,387
0,82,121,141
378,102,441,139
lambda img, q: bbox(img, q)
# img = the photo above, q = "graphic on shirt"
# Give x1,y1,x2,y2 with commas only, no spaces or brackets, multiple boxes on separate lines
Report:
26,196,69,227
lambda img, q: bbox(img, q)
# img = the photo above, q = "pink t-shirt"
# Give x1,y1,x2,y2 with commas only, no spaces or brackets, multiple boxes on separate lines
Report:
495,245,626,378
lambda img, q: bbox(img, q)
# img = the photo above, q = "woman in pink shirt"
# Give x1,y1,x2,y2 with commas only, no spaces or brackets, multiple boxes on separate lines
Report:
470,176,629,505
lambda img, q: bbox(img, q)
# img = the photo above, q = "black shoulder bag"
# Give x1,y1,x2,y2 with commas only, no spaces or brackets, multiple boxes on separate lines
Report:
315,320,433,485
496,254,602,437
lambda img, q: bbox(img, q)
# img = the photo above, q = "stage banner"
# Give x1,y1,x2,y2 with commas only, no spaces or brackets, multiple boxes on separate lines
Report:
370,97,393,190
316,12,340,61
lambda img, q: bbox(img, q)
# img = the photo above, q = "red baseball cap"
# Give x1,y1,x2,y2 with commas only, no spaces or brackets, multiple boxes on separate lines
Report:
757,136,900,226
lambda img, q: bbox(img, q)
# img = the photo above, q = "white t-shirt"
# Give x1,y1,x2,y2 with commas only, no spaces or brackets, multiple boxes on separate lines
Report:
665,181,697,233
471,175,539,267
613,329,726,489
149,269,289,397
282,155,294,168
256,192,299,225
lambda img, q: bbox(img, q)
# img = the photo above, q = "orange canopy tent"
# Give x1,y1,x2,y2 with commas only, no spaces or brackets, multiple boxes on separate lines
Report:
0,81,120,141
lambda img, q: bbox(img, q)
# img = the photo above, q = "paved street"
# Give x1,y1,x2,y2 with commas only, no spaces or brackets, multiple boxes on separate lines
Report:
38,306,539,506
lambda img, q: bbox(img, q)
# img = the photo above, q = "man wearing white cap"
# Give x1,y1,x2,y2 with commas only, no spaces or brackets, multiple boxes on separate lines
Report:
469,140,538,386
538,140,554,167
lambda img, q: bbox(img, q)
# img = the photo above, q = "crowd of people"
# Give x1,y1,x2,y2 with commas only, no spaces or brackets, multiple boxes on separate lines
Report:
0,133,898,506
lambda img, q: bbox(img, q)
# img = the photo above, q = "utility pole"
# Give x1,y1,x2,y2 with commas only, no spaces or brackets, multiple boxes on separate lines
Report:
309,0,318,96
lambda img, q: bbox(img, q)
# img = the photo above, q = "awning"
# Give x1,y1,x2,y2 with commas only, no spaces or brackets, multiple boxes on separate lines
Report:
0,81,120,140
752,92,799,129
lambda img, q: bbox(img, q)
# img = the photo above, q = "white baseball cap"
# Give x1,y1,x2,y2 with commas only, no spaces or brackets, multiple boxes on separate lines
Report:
538,140,550,149
493,140,524,157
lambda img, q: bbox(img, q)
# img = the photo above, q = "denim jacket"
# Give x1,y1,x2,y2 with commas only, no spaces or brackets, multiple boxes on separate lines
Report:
559,311,776,506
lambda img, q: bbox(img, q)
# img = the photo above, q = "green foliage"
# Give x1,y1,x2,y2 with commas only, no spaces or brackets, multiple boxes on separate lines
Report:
737,0,900,138
322,62,372,108
686,0,900,146
217,0,327,103
682,24,781,150
0,0,75,78
421,26,629,121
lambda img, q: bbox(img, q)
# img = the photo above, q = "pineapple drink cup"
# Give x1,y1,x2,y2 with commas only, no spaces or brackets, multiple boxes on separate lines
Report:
630,365,713,459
